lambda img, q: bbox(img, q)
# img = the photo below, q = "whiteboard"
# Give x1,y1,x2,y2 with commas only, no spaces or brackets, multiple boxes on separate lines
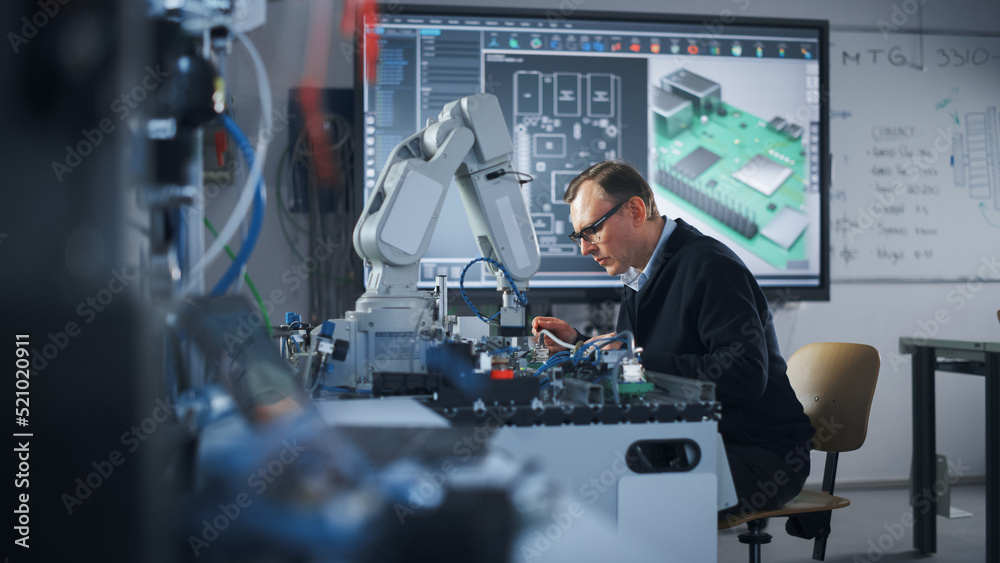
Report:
828,31,1000,281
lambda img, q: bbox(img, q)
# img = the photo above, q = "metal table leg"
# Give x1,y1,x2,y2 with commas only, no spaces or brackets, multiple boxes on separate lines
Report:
912,346,936,554
987,351,999,563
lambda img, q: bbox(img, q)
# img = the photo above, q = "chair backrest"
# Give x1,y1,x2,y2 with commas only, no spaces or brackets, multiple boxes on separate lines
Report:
786,342,880,453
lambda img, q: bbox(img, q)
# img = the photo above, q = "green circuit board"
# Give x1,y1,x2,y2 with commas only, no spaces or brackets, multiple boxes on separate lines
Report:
652,100,808,269
601,379,655,398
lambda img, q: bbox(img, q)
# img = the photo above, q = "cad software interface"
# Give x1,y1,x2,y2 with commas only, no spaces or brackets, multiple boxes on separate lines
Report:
360,10,825,291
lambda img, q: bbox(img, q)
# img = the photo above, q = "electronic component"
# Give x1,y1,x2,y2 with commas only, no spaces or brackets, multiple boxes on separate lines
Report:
621,359,645,383
785,123,804,139
768,116,788,131
654,166,759,239
760,206,809,249
732,155,793,196
660,69,721,114
526,334,656,404
603,379,655,396
672,146,721,179
651,87,693,138
278,312,311,368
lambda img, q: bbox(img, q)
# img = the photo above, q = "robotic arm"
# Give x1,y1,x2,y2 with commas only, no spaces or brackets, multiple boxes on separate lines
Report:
353,93,540,327
314,94,540,389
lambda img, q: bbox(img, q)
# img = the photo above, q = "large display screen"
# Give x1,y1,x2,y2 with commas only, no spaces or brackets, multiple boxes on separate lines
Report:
357,6,830,301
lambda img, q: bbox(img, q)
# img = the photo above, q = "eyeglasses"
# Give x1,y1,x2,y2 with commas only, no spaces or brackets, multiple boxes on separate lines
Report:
567,200,627,245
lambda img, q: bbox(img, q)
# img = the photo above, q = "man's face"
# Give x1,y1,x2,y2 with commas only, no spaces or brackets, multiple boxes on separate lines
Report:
569,180,635,276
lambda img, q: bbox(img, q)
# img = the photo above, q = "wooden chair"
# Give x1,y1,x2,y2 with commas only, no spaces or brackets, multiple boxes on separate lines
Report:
718,342,881,562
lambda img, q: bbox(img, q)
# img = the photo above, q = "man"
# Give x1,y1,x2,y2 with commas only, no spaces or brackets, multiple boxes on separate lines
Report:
532,160,814,518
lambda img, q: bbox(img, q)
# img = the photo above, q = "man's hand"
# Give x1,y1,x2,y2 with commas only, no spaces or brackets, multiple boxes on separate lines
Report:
531,316,577,353
585,332,624,351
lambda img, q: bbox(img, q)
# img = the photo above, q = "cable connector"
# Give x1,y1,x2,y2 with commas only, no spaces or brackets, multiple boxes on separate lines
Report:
316,320,336,355
621,359,645,383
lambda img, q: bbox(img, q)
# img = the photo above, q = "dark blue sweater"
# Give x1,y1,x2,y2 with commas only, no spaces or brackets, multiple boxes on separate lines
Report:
618,218,814,457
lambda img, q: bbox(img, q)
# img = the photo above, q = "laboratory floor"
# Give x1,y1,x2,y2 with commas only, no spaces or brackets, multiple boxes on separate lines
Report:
716,482,986,562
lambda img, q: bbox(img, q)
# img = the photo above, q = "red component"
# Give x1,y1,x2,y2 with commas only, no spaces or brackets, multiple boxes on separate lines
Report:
362,0,378,83
340,0,379,84
490,369,515,380
214,130,226,167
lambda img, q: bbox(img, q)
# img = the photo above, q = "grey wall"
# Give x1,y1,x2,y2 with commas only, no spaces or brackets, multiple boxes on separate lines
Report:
215,0,1000,485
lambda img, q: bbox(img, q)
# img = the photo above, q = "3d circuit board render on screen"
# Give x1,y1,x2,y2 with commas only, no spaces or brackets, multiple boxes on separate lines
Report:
652,68,809,270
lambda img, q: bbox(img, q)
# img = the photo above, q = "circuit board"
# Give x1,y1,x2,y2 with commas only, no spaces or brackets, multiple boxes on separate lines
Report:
652,99,808,270
601,379,655,398
480,53,650,283
511,70,624,258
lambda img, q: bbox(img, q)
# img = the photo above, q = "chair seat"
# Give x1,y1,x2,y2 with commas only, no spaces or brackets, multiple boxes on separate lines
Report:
718,489,851,530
